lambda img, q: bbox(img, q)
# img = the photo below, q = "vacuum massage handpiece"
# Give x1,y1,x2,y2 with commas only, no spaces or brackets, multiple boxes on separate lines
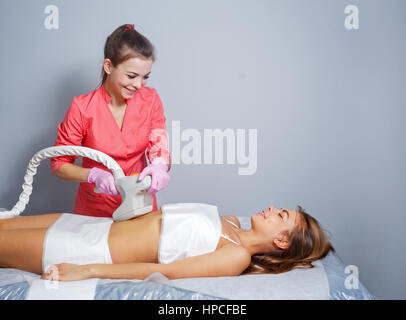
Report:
112,174,153,222
0,145,153,221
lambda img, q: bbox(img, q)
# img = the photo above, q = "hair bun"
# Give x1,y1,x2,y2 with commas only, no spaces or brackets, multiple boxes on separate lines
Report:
124,24,135,31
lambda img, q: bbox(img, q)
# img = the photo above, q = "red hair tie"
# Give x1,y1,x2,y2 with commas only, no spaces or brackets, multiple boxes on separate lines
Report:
124,24,135,31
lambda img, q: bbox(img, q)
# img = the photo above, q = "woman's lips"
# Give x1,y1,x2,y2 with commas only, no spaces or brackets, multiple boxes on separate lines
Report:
126,87,136,94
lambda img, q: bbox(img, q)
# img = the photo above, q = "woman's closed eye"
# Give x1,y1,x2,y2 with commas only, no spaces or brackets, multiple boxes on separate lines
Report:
128,75,150,79
279,209,290,222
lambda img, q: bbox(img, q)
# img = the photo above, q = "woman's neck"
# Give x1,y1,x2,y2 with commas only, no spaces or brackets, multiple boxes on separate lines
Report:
235,228,272,256
104,81,127,107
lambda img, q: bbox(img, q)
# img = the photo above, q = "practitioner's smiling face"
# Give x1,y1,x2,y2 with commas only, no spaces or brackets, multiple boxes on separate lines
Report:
104,53,153,101
251,205,302,250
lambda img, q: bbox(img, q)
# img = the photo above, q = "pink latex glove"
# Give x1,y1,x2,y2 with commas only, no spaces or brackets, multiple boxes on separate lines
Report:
138,158,170,195
87,167,119,196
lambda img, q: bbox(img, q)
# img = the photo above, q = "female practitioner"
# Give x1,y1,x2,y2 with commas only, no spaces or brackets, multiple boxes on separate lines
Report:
0,204,333,281
51,24,171,217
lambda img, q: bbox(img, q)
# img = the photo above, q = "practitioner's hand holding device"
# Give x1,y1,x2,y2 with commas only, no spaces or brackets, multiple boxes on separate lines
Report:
88,167,119,196
138,158,170,195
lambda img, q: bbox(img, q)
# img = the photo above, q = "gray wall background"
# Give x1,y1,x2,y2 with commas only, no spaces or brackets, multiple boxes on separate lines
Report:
0,0,405,299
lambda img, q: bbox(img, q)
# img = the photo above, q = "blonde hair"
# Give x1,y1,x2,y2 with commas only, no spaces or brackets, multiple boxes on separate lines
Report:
243,206,334,274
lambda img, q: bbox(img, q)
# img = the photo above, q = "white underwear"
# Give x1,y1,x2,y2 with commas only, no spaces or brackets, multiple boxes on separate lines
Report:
42,213,113,273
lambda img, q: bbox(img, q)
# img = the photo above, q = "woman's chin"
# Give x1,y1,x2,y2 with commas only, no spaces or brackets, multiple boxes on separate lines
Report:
250,214,257,228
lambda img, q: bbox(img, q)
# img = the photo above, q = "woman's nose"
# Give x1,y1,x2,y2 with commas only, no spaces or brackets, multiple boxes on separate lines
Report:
132,78,142,89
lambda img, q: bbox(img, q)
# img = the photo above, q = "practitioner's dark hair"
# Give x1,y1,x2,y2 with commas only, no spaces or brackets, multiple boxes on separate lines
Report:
98,24,155,87
243,206,334,274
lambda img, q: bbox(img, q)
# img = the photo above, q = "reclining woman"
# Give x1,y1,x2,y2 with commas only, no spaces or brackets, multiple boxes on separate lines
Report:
0,203,333,282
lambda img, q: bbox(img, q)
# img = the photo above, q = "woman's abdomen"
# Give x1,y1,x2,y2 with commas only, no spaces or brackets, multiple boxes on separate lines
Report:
108,210,162,264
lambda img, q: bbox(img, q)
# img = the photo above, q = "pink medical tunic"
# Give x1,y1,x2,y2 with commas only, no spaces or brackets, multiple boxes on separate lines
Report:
50,84,171,218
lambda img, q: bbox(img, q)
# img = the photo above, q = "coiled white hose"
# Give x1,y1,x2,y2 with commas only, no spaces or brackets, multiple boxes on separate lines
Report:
0,146,125,219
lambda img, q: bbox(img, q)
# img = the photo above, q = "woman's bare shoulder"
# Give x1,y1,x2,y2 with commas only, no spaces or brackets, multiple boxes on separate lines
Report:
218,244,252,273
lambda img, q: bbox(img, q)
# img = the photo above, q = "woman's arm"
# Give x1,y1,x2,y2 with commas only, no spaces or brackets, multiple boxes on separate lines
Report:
146,90,171,171
42,245,251,281
51,98,87,179
53,163,91,183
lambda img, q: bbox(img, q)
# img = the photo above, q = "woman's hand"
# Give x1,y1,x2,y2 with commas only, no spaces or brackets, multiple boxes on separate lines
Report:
41,263,91,282
87,167,119,196
139,158,170,195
